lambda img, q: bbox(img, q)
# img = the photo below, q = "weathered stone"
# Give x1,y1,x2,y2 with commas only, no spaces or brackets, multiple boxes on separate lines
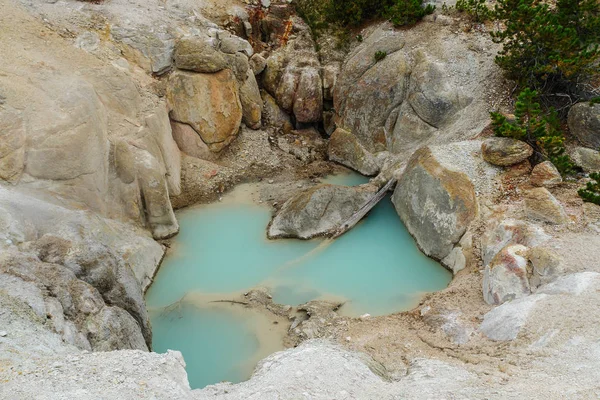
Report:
173,36,227,73
483,244,531,305
481,219,550,266
568,102,600,149
262,91,294,135
392,147,478,260
170,121,215,161
525,188,569,225
322,63,340,101
293,68,323,123
249,53,267,75
530,161,562,188
110,25,175,75
528,247,563,289
263,29,322,124
239,69,263,129
328,128,380,176
268,184,375,239
407,53,468,128
336,50,410,151
480,294,545,341
481,137,533,166
167,70,242,152
569,146,600,173
222,52,250,82
131,147,179,239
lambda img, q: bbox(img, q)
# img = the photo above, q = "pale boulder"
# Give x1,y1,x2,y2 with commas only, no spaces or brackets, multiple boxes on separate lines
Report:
268,184,375,240
483,244,531,305
525,188,569,225
167,70,242,152
481,137,533,167
530,161,562,188
392,147,478,260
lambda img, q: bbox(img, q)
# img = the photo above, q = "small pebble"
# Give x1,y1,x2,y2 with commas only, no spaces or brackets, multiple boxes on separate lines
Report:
0,331,7,337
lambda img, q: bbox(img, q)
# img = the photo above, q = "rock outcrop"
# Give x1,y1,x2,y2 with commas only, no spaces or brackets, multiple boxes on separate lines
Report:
568,102,600,149
263,25,323,124
268,184,376,239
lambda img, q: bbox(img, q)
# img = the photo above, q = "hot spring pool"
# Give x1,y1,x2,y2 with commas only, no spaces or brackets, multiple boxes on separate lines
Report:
145,174,451,389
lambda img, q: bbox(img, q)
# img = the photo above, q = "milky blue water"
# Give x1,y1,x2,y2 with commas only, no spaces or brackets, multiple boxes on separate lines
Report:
146,173,452,389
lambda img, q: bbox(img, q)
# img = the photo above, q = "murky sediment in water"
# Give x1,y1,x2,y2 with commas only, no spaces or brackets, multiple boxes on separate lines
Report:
146,173,451,389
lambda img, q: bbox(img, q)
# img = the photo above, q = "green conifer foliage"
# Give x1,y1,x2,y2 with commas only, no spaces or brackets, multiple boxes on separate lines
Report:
492,0,600,98
491,88,575,175
578,173,600,205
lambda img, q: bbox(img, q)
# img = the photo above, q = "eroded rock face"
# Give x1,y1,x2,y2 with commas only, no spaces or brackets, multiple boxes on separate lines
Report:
483,244,531,305
525,188,569,225
530,161,562,187
568,102,600,149
327,128,380,176
263,27,323,124
392,147,478,260
481,137,533,167
239,69,263,129
268,184,376,239
0,108,25,183
0,251,148,352
168,69,242,152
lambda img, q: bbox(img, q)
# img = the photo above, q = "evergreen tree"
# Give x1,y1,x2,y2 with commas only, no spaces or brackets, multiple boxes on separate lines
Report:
579,173,600,205
491,89,575,175
492,0,600,99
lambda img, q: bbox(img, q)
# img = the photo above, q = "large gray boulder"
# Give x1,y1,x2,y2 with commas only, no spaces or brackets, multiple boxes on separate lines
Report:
239,69,263,129
568,102,600,149
268,184,376,239
392,147,478,260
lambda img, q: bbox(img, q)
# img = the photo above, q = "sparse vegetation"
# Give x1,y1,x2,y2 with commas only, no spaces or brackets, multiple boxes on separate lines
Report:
579,172,600,205
294,0,435,36
374,51,388,62
491,88,575,175
455,0,492,22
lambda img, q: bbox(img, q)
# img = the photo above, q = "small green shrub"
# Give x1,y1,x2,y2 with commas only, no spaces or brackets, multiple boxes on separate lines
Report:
374,51,388,62
294,0,434,34
578,172,600,205
492,0,600,99
455,0,492,22
385,0,435,26
491,88,575,175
